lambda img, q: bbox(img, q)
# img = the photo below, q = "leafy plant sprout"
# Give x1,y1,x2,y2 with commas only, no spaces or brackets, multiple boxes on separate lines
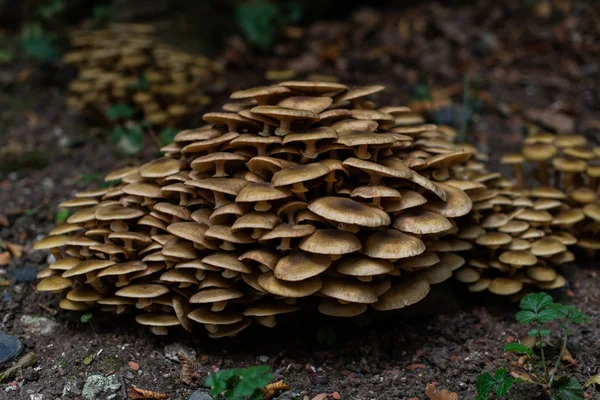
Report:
477,292,590,400
205,365,272,400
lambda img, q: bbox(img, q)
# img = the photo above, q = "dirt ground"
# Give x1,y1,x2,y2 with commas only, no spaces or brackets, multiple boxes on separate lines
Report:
1,1,600,399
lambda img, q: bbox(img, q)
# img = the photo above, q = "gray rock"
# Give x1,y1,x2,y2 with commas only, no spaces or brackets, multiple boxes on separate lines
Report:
188,390,213,400
0,332,23,363
20,315,59,336
62,377,82,398
8,266,38,283
258,355,269,363
164,342,196,363
81,374,121,400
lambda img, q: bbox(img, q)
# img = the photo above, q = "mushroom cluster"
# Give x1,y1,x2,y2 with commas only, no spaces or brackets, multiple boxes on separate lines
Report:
63,23,221,126
501,133,600,258
35,81,481,337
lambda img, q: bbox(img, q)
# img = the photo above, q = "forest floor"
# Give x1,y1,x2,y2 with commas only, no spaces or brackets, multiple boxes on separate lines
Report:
1,1,600,399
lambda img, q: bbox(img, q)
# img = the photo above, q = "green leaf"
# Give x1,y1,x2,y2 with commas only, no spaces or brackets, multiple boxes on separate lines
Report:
128,74,150,91
503,343,535,357
38,0,65,20
519,292,554,313
157,128,178,146
476,372,495,400
551,376,584,400
80,313,93,323
0,48,14,64
55,209,71,223
516,310,538,324
496,376,515,398
528,329,539,337
92,4,110,27
83,354,94,365
585,373,600,388
563,306,590,325
107,104,134,121
111,125,144,155
539,329,551,337
537,307,565,323
235,0,280,50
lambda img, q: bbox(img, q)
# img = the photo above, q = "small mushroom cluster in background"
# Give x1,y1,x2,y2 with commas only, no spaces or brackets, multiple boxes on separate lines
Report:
63,23,222,126
35,81,486,337
501,133,600,258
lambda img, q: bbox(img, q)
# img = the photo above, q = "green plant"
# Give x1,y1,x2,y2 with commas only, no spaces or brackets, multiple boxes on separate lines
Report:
235,0,302,51
476,292,589,400
111,124,144,155
107,103,135,121
205,365,272,400
19,23,60,62
55,209,71,223
157,127,178,146
0,32,15,64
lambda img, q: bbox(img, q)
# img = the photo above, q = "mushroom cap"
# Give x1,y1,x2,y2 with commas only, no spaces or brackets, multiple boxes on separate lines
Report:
337,85,385,101
236,183,292,203
238,249,279,270
488,278,523,295
395,251,440,271
259,224,316,241
278,80,348,94
422,183,472,217
250,105,319,121
59,298,89,311
160,269,199,284
202,252,252,273
528,187,567,200
372,279,430,311
231,212,281,231
115,284,170,298
205,225,255,244
105,166,139,182
66,287,102,302
318,299,367,317
364,230,426,260
453,267,480,283
552,209,585,225
208,320,252,339
153,202,192,220
531,238,566,256
570,188,597,204
351,185,402,200
298,229,361,255
258,272,322,297
37,276,73,291
274,251,331,281
167,222,216,249
526,266,557,282
34,235,70,250
272,163,330,186
500,153,525,164
392,209,452,235
49,257,81,271
319,278,378,304
95,205,144,221
243,302,300,317
468,278,491,292
475,232,512,247
174,128,221,143
308,197,391,227
283,127,337,144
189,288,243,303
185,177,247,195
63,259,116,277
97,261,148,277
277,96,333,114
343,158,412,179
536,275,567,290
188,308,243,325
139,157,181,178
522,143,557,161
136,314,180,327
190,152,248,172
498,251,537,267
583,203,600,222
552,157,587,173
230,85,291,100
337,256,394,277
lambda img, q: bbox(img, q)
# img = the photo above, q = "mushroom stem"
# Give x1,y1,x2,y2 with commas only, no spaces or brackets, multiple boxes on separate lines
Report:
179,192,188,206
513,165,525,188
50,249,63,261
254,201,272,212
324,173,337,195
213,192,228,208
290,183,308,201
136,298,152,309
211,301,227,312
303,141,318,159
563,172,574,192
214,161,228,177
205,324,219,333
432,166,450,181
116,275,129,287
275,120,291,136
356,145,371,160
536,161,549,185
220,241,236,251
337,223,359,233
278,238,292,251
151,326,168,335
226,122,237,132
358,276,373,282
256,315,276,328
221,269,238,279
259,123,272,137
372,196,382,208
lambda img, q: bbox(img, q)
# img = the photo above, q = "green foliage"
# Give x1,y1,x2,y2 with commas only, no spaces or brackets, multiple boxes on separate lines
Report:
54,209,71,223
235,0,302,51
128,74,150,91
476,292,589,400
91,4,110,27
107,104,135,121
205,365,272,400
158,127,178,146
38,0,65,21
19,23,59,62
111,124,144,155
80,313,93,323
0,33,14,64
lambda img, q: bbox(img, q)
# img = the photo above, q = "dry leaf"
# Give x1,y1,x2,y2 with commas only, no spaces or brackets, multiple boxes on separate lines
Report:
0,214,8,227
6,242,23,258
0,251,10,266
264,380,290,399
561,348,576,367
311,395,329,400
176,353,196,385
585,374,600,387
128,386,169,399
425,382,459,400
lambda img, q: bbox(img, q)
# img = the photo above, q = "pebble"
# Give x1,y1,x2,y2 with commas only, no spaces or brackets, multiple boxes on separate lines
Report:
258,355,269,363
81,374,121,400
20,315,59,336
164,342,196,363
0,332,24,363
62,377,82,398
188,391,213,400
123,371,135,381
29,394,43,400
8,266,38,283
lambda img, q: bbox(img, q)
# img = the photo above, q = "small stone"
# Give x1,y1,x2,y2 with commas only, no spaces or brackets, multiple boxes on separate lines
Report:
164,342,196,363
30,394,43,400
124,371,135,381
188,390,213,400
8,266,38,283
332,392,341,400
128,361,140,371
81,374,121,400
20,315,59,336
258,355,269,363
62,377,82,398
0,332,23,363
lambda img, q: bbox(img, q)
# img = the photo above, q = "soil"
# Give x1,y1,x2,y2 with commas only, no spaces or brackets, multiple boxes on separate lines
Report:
1,1,600,399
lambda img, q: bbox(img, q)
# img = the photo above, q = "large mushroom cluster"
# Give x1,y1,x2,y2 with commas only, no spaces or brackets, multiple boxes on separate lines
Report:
35,81,484,337
501,133,600,258
63,23,221,126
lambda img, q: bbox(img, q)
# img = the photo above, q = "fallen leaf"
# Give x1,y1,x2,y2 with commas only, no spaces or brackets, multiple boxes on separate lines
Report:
264,380,290,399
585,374,600,387
128,386,169,399
407,363,426,370
128,361,140,371
311,395,329,400
0,251,10,265
0,214,8,227
6,242,23,258
176,353,196,385
331,392,340,400
425,382,458,400
561,348,577,367
83,354,94,365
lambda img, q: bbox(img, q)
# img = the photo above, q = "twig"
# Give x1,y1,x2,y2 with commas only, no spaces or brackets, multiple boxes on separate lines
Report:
0,352,37,383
